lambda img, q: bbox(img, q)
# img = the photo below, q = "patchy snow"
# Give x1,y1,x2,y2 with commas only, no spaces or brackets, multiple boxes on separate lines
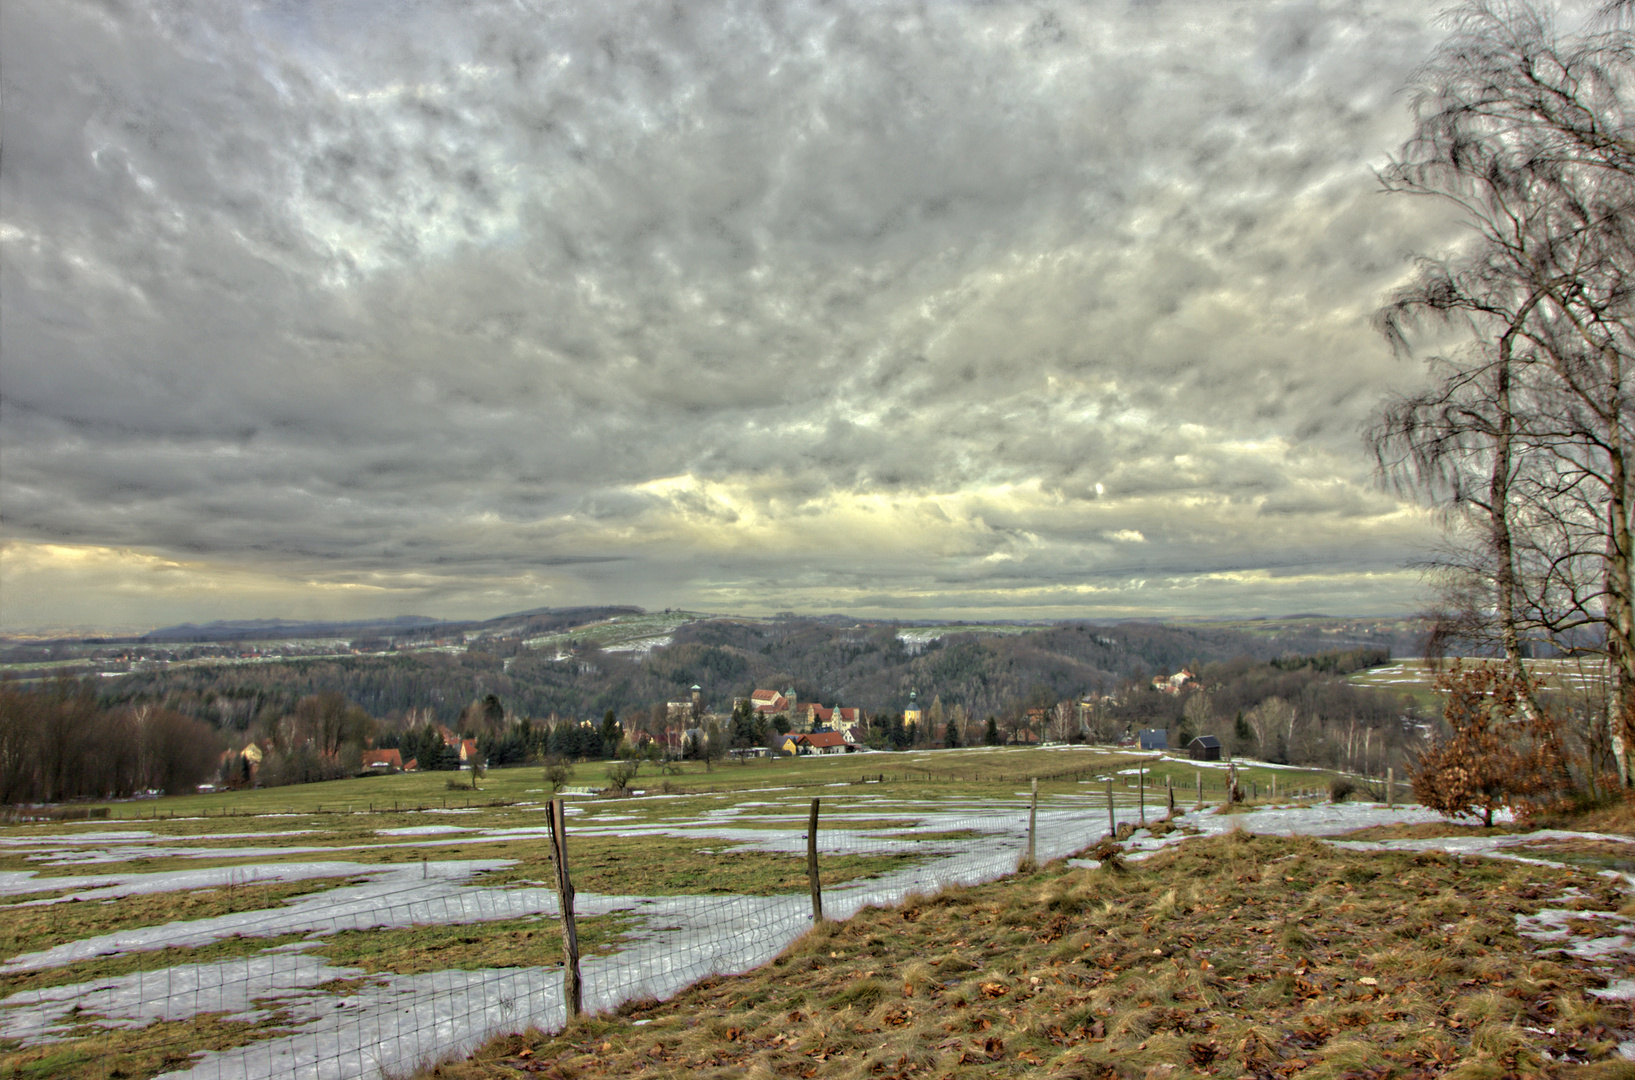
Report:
3,794,1630,1080
601,636,672,654
0,861,386,901
1516,907,1635,963
0,830,316,849
1160,757,1325,773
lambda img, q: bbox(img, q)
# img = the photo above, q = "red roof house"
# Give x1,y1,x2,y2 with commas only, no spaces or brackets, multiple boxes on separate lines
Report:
361,749,403,772
749,689,793,714
795,731,855,755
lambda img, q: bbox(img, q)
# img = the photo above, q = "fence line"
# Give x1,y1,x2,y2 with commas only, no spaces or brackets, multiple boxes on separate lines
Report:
2,781,1234,1079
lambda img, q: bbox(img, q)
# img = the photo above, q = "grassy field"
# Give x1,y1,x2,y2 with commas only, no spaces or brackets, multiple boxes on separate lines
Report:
0,748,1346,882
0,745,1210,1080
425,828,1635,1080
50,744,1331,818
0,746,1411,1080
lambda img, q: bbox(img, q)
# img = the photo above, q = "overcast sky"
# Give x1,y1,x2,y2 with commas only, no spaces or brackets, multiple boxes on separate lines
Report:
0,0,1526,632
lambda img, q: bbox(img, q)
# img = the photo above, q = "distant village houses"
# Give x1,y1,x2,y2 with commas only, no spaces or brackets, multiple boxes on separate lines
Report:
737,688,866,736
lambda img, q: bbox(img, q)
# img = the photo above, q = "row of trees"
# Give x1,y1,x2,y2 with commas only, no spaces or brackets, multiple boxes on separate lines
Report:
0,679,220,803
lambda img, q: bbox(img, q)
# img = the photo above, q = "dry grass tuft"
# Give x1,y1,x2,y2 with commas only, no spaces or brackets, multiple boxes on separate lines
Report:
413,830,1635,1079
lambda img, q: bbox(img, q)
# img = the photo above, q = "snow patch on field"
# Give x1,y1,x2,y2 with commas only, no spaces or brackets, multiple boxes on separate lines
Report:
4,796,1631,1079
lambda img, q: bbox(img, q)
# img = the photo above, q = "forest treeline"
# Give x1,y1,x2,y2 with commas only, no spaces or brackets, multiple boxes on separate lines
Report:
92,618,1414,734
0,679,222,803
1085,649,1415,777
0,618,1438,800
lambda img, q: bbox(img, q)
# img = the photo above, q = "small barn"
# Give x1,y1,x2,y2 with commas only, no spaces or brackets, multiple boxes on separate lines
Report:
1189,735,1222,761
1138,729,1168,751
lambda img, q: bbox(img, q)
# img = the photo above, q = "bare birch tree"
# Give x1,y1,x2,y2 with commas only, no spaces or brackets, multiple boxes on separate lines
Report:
1372,0,1635,781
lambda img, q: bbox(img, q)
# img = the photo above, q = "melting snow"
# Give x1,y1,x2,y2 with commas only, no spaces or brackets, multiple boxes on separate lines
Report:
1,795,1628,1079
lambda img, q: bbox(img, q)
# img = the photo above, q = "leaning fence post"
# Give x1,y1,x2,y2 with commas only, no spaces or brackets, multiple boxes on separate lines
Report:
1025,778,1038,867
548,798,582,1018
807,798,823,922
1387,767,1395,809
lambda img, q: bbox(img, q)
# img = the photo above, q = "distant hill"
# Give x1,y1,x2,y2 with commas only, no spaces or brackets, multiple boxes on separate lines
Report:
91,612,1430,731
140,606,647,643
143,615,445,642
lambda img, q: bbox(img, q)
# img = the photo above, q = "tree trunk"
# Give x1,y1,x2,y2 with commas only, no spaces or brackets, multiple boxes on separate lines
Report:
1604,350,1635,787
1491,321,1545,722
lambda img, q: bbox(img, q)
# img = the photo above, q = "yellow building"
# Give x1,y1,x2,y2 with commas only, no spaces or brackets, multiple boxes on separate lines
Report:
903,689,922,728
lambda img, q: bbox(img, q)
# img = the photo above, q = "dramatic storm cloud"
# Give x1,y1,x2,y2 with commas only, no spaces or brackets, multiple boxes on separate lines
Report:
0,0,1487,629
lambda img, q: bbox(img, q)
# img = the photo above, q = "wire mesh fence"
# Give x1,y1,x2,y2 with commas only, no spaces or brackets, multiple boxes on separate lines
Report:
1,777,1234,1079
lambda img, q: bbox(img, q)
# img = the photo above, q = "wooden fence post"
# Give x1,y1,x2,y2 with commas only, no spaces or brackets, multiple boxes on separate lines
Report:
1138,766,1145,827
548,798,582,1018
1196,771,1203,810
807,798,823,922
1387,767,1395,809
1025,778,1038,867
1105,779,1115,837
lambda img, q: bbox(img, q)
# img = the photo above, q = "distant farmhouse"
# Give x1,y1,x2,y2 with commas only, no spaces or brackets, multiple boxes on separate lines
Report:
795,731,857,755
1152,669,1197,695
361,748,403,772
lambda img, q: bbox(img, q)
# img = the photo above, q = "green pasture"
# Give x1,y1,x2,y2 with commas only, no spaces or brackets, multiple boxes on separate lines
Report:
24,744,1342,825
1348,656,1616,710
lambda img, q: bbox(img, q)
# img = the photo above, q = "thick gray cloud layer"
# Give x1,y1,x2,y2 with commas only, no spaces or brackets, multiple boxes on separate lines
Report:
1,0,1473,629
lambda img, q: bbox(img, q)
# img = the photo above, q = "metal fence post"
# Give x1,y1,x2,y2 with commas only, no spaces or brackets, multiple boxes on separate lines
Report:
548,798,582,1018
807,798,823,922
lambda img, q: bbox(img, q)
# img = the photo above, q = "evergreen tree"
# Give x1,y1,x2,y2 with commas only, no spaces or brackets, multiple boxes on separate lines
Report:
984,716,1001,746
1232,711,1255,755
549,722,582,759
